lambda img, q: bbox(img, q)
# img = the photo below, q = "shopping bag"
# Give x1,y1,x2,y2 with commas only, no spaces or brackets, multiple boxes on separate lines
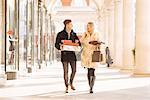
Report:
92,51,103,62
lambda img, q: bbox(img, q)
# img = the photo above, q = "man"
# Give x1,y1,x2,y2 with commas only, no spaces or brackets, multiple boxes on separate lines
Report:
55,19,81,93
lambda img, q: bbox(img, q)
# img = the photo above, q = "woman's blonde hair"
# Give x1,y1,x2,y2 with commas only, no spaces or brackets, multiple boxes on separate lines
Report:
87,22,94,26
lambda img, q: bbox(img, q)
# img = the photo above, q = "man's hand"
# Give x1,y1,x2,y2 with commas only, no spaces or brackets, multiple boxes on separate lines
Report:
61,40,64,43
75,40,79,43
60,44,64,50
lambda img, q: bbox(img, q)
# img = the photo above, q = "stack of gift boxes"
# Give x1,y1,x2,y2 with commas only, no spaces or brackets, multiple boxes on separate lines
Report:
61,40,81,51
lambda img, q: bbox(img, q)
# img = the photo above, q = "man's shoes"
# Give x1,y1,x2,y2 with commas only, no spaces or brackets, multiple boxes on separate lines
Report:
65,90,68,93
65,87,68,93
70,85,76,90
65,84,76,93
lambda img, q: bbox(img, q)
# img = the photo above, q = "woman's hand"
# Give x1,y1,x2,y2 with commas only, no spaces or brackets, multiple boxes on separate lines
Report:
89,41,100,45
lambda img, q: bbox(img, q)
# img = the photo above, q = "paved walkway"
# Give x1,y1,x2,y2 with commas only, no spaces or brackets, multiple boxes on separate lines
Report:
0,62,150,100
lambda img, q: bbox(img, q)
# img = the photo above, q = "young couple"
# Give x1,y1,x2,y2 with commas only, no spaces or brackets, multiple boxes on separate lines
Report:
55,19,100,93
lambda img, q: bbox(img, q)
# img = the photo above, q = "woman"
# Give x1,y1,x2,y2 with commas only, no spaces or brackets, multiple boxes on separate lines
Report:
80,22,100,93
8,30,15,64
105,47,113,67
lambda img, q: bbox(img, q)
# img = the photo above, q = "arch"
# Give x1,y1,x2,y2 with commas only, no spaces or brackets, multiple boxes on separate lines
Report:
47,0,101,13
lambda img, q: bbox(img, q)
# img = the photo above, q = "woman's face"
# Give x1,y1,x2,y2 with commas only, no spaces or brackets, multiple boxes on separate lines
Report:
87,24,94,33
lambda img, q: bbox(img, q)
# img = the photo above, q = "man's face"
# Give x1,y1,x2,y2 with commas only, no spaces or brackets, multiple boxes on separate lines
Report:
66,22,73,30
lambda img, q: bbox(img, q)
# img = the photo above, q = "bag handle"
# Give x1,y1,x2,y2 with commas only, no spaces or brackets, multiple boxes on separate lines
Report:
95,44,100,51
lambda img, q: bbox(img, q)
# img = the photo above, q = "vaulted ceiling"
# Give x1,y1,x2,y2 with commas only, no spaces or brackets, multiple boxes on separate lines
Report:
44,0,110,12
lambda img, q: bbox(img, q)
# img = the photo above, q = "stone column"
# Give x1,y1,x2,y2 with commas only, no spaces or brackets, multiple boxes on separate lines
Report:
134,0,150,75
122,0,135,70
0,0,2,64
113,0,123,67
0,0,5,64
104,10,109,46
107,3,115,65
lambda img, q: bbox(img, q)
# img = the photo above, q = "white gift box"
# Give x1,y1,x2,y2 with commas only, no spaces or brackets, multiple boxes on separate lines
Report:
62,45,81,51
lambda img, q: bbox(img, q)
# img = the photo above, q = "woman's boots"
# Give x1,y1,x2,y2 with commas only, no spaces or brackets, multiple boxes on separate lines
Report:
88,75,96,93
87,68,96,93
90,76,95,93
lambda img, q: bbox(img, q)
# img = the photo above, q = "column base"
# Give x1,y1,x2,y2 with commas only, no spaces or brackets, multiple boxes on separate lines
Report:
6,71,17,80
120,68,134,74
27,67,32,73
110,65,122,69
134,68,150,73
0,73,6,87
133,71,150,77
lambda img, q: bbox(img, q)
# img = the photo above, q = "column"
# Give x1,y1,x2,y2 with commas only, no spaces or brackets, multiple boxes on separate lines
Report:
98,8,105,43
104,9,109,46
134,0,150,75
122,0,135,70
0,0,3,63
113,0,123,67
107,3,115,65
0,0,5,64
